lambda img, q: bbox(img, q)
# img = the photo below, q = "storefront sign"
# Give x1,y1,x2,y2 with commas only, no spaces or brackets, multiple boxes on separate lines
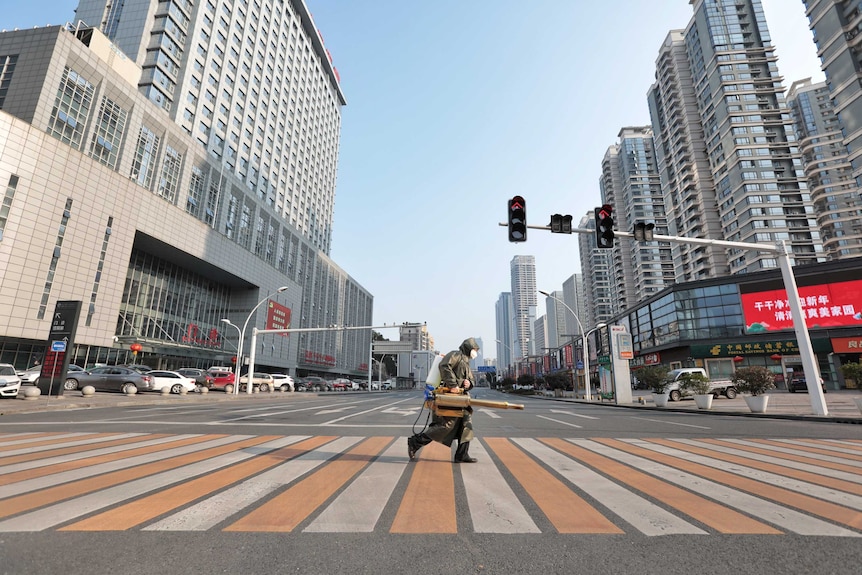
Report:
630,352,661,368
741,278,862,333
302,350,335,366
831,336,862,353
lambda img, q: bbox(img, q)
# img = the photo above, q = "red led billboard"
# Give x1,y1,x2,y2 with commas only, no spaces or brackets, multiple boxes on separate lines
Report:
741,279,862,333
266,300,291,336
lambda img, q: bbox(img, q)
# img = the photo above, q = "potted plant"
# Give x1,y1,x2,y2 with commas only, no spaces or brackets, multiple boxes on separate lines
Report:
839,362,862,414
636,366,670,407
679,372,713,410
731,366,775,413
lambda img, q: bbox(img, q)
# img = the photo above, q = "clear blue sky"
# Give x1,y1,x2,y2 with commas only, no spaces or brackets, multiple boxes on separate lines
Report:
4,1,825,354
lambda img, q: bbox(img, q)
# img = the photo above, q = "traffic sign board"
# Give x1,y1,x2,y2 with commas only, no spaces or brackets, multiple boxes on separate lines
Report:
576,360,584,370
51,340,66,352
477,366,496,373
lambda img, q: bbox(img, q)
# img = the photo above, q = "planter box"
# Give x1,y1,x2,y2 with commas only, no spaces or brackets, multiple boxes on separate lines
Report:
744,395,770,413
694,394,713,410
652,392,669,407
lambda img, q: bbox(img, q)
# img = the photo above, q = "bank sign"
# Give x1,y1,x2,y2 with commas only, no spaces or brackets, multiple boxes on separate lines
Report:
741,278,862,333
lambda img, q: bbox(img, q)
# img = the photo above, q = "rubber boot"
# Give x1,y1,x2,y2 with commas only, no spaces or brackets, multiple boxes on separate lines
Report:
407,433,431,460
453,441,477,463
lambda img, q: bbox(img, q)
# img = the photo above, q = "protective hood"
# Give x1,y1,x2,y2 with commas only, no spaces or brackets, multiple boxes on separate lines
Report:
459,338,480,356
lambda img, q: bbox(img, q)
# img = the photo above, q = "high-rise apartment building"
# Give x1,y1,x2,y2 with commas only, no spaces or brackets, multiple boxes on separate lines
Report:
648,30,730,282
577,213,615,327
510,255,536,361
804,1,862,192
76,0,344,254
399,323,432,352
543,290,567,349
600,127,674,313
675,0,824,273
561,273,587,336
787,77,862,259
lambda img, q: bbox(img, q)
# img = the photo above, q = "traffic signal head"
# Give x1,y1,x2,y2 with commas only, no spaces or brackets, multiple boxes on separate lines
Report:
550,214,573,234
633,221,655,241
594,204,614,249
508,196,527,242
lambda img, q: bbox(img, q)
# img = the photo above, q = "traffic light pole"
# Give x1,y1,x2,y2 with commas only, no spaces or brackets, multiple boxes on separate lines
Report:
499,222,828,416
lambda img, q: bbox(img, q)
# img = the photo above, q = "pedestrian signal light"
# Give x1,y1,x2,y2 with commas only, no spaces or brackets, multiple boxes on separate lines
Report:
633,222,655,241
550,214,573,234
594,204,614,249
508,196,527,242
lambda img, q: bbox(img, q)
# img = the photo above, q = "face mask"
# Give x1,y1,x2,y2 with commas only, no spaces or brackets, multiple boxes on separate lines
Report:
470,349,478,359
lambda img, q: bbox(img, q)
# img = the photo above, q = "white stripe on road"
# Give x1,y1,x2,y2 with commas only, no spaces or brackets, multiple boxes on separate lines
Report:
0,433,138,457
463,440,540,533
514,438,705,536
304,439,407,532
145,436,361,531
536,415,582,428
630,416,711,430
719,438,862,468
571,439,859,537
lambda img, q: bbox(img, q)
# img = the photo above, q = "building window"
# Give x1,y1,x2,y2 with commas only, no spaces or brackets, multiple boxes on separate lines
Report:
88,95,128,169
130,126,161,188
0,54,18,109
86,217,114,327
47,67,94,150
37,198,73,319
157,145,183,203
0,174,19,242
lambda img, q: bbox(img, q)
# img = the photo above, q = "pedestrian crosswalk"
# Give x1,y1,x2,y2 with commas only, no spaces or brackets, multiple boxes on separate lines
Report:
0,432,860,536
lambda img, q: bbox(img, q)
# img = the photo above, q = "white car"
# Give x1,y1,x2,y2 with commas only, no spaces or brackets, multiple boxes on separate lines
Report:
0,364,22,398
270,373,294,392
145,370,197,394
238,372,276,392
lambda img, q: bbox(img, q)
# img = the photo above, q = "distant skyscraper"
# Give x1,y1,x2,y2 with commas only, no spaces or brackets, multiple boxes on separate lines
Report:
787,78,862,259
578,213,615,327
510,255,536,360
562,273,586,334
76,0,345,254
495,292,514,374
544,290,567,349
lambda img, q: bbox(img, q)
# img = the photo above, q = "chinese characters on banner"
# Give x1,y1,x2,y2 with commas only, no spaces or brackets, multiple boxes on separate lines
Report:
741,279,862,333
266,300,291,335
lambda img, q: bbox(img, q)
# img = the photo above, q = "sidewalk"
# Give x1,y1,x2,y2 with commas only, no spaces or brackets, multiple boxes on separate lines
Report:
537,389,862,424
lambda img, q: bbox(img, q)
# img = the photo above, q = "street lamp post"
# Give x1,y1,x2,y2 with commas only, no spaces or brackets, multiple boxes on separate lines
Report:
540,290,597,402
496,339,513,380
225,286,288,395
219,318,241,389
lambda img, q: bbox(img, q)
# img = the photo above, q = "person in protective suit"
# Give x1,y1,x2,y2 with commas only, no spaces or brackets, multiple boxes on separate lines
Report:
407,337,479,463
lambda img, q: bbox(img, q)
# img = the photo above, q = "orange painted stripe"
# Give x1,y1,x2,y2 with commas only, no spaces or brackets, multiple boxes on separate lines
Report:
390,441,457,533
799,439,862,454
0,432,62,444
485,438,622,534
540,438,779,534
749,439,862,462
703,439,862,475
0,434,265,520
61,436,332,531
0,435,214,491
654,439,862,497
0,434,173,482
0,433,119,454
598,439,862,531
225,436,393,532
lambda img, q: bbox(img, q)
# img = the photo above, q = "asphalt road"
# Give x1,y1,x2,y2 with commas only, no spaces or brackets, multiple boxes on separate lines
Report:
0,389,860,575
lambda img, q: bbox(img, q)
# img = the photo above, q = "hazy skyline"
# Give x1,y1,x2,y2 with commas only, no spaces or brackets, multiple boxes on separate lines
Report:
3,1,826,353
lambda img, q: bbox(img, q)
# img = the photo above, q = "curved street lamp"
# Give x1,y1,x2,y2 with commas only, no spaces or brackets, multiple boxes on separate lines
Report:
539,290,603,402
495,339,513,379
224,286,289,395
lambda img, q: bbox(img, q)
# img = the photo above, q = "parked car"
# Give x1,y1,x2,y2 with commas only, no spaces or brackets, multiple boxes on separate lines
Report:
19,364,85,385
788,377,827,394
302,376,330,391
270,373,294,392
177,368,215,389
121,364,154,374
146,370,197,394
63,366,153,394
238,372,276,392
207,369,236,392
0,363,22,398
330,378,352,391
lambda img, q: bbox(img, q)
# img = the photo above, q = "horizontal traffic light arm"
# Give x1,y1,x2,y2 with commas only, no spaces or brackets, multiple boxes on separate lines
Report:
496,223,778,253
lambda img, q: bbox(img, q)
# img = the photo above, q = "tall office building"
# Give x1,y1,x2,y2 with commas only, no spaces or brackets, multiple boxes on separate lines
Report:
0,4,371,377
495,292,514,375
648,30,730,282
600,127,674,313
76,0,344,254
787,78,862,259
510,255,536,361
647,0,824,279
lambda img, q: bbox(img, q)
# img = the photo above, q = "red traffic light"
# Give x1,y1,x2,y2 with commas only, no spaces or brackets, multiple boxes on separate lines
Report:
508,196,527,242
